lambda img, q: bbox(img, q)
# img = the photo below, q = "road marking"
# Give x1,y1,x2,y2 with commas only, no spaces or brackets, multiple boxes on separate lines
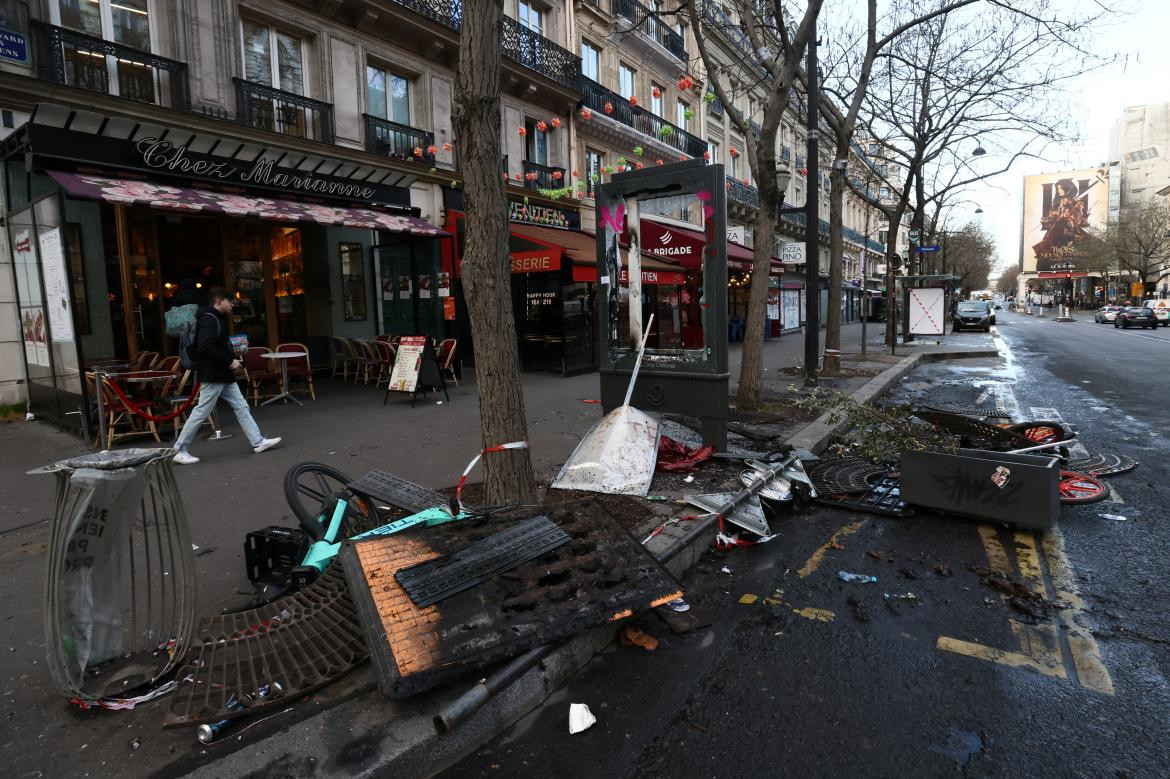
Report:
1012,531,1049,599
977,524,1012,574
1067,320,1170,343
1042,529,1115,695
936,634,1066,678
797,519,867,578
792,607,835,622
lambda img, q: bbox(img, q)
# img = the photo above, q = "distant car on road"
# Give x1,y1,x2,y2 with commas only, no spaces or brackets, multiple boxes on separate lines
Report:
1094,305,1122,323
953,300,994,332
1115,306,1158,329
1141,299,1169,326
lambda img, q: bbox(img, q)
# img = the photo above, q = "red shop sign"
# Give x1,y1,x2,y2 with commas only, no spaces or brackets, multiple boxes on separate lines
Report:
618,268,687,285
511,248,563,273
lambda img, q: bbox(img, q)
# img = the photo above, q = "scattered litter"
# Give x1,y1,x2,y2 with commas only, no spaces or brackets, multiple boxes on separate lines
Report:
191,544,199,551
436,401,443,405
867,549,894,562
194,546,215,557
720,566,733,575
657,435,715,473
569,703,596,734
666,597,690,612
829,542,844,551
619,626,659,651
1098,513,1127,522
645,495,670,502
738,593,758,605
838,571,877,584
883,592,920,603
683,475,695,483
934,563,953,577
581,399,601,404
898,568,919,580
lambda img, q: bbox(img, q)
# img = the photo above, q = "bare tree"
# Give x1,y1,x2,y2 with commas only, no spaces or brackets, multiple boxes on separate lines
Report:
996,264,1020,295
940,221,995,292
687,0,824,409
452,0,536,503
1080,203,1170,298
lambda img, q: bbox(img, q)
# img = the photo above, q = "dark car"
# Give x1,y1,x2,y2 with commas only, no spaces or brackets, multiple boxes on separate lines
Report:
1115,306,1158,329
953,300,993,332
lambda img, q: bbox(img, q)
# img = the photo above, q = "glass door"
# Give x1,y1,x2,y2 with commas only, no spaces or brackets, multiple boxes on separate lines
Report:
124,210,164,355
224,221,269,349
376,242,414,336
270,226,307,342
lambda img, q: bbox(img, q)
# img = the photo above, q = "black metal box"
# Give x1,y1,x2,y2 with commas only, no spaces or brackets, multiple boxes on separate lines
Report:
244,526,310,584
900,449,1061,528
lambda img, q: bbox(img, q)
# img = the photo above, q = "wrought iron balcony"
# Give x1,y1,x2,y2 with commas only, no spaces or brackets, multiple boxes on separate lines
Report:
613,0,687,61
31,21,190,108
501,16,580,90
522,160,567,190
385,0,580,90
364,115,434,164
234,78,334,144
580,77,706,158
726,175,759,209
701,1,765,76
707,93,725,117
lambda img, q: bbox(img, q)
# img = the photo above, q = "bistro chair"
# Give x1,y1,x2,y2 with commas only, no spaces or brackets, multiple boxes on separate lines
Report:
155,355,181,375
89,372,161,446
346,338,375,385
437,339,459,388
277,342,316,400
329,336,353,381
375,334,392,344
161,369,214,439
373,340,397,388
132,351,160,371
242,346,281,406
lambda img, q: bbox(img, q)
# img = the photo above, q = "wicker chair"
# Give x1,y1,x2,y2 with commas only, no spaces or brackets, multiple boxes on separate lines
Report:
329,336,353,381
277,342,316,400
243,347,282,406
437,338,459,387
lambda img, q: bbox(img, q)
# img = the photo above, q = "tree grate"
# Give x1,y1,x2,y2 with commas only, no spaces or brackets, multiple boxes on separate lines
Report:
814,476,912,517
807,457,890,495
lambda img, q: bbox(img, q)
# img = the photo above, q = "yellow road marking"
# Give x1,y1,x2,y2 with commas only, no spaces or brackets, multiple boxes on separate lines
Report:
797,519,867,578
936,636,1066,678
1012,531,1049,599
793,607,835,622
1042,530,1115,695
977,524,1012,574
738,593,758,605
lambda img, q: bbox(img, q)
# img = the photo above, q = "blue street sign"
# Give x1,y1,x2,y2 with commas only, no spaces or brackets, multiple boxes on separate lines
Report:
918,245,940,253
0,27,28,64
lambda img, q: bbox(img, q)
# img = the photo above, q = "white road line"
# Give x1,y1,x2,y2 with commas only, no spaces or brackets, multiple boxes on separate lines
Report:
1066,320,1170,344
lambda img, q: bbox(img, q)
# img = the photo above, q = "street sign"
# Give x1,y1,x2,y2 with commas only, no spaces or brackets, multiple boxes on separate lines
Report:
909,229,919,239
919,245,940,253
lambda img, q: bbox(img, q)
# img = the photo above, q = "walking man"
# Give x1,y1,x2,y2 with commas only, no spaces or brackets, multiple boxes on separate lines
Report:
173,287,280,465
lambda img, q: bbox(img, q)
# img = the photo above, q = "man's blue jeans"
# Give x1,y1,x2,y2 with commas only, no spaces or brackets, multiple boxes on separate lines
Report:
174,381,263,451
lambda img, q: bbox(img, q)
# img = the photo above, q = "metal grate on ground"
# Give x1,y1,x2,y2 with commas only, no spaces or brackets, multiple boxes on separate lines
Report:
807,457,889,495
348,470,454,514
165,566,368,727
913,402,1011,420
814,476,912,517
341,499,683,699
1066,453,1138,477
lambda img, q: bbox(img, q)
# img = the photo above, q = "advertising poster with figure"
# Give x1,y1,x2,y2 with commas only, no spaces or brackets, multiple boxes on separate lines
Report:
1021,167,1108,277
13,229,49,367
39,227,75,342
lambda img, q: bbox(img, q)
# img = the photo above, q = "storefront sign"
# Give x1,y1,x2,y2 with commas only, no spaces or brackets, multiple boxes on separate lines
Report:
527,291,557,306
618,268,686,286
780,242,805,265
388,336,426,393
727,225,745,244
511,248,562,273
509,201,574,228
0,26,29,64
640,220,703,264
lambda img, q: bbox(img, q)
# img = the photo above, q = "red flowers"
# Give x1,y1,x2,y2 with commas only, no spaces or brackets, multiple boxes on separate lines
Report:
536,120,548,133
703,150,711,161
604,101,614,114
656,159,664,166
677,74,695,91
730,146,739,157
413,146,423,157
442,142,453,152
743,178,750,187
550,117,562,129
635,162,645,170
581,107,593,120
552,170,563,180
571,169,580,178
502,172,509,182
518,126,527,137
628,95,638,107
801,166,808,177
426,145,437,155
652,86,661,99
525,172,538,181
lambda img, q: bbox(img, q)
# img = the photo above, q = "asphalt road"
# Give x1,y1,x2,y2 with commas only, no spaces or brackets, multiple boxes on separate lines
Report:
446,309,1170,778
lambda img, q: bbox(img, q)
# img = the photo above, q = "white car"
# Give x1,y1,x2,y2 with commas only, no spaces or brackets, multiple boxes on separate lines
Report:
1094,305,1122,323
1141,299,1169,327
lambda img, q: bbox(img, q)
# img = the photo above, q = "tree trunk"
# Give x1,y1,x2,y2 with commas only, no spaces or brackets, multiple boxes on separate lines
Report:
735,207,776,409
885,200,908,350
452,0,536,504
824,136,847,376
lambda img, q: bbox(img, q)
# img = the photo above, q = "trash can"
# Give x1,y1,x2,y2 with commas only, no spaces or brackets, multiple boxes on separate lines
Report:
32,448,196,703
900,448,1061,528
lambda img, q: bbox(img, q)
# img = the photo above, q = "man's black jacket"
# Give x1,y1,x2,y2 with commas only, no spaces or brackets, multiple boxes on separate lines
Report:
193,309,236,384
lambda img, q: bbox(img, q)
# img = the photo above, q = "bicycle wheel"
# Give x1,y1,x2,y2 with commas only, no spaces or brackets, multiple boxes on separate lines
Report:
283,462,374,540
1059,471,1107,504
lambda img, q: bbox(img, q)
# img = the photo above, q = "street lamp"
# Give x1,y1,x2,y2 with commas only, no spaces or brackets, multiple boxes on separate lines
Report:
975,206,984,214
972,143,987,156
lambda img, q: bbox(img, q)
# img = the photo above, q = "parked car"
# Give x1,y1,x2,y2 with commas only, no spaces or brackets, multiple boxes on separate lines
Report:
1115,306,1159,329
1141,299,1169,326
1094,305,1123,323
953,300,993,332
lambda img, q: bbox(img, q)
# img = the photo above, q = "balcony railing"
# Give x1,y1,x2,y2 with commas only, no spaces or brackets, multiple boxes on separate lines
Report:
613,0,687,61
31,21,190,108
726,175,759,209
364,114,434,164
234,78,334,143
385,0,580,90
707,93,725,117
701,1,765,76
501,16,580,90
522,160,567,190
781,145,792,162
580,77,706,158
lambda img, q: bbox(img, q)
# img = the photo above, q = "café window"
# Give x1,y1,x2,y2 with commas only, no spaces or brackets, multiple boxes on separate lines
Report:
367,65,411,124
65,223,91,335
242,19,305,95
339,242,367,321
585,148,603,198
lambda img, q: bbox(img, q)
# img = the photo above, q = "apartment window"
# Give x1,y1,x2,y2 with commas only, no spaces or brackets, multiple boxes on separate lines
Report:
878,230,888,244
242,19,305,95
619,63,636,99
367,66,411,124
730,152,739,178
746,96,754,122
55,0,152,51
645,0,660,38
650,82,664,116
879,186,890,199
518,1,544,34
585,148,603,197
677,100,689,131
581,40,600,81
708,140,719,166
525,118,548,165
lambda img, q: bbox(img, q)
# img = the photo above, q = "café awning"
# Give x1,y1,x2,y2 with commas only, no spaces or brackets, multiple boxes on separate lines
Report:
48,170,447,235
640,218,785,274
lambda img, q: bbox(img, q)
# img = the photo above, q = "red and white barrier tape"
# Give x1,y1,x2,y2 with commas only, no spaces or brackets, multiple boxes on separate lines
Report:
453,440,529,512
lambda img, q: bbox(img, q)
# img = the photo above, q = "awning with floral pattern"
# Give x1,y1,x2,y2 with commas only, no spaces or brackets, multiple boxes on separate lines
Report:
47,171,447,236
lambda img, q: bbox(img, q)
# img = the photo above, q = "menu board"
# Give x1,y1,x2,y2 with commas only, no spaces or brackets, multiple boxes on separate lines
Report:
387,335,426,393
39,228,74,342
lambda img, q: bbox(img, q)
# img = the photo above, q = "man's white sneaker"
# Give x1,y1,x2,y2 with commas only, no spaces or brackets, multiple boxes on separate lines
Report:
254,437,282,454
173,451,200,465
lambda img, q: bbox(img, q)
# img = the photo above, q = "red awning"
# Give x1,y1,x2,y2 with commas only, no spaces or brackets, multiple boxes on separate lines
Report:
640,218,784,274
48,170,447,235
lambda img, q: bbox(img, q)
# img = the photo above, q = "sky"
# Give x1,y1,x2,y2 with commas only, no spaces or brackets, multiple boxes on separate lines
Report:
961,0,1170,278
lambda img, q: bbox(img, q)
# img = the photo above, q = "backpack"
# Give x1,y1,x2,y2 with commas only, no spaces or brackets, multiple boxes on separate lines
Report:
179,312,220,370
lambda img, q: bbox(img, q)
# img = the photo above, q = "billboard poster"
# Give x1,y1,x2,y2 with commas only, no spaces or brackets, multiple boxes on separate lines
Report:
1021,167,1108,276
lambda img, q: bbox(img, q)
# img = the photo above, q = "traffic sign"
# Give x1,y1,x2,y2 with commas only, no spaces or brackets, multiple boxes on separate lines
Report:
918,245,940,253
909,228,920,239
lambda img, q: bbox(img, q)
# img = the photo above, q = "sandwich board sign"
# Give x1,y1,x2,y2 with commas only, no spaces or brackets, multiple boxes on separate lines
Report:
384,336,448,406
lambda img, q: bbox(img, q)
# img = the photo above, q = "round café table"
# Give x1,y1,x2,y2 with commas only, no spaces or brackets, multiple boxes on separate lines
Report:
262,351,307,407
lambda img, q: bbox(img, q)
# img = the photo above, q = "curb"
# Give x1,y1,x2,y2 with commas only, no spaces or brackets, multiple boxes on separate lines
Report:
179,345,999,779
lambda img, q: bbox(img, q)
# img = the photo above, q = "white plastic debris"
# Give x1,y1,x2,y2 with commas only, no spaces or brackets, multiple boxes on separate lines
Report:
1098,513,1127,522
683,475,695,483
569,703,596,734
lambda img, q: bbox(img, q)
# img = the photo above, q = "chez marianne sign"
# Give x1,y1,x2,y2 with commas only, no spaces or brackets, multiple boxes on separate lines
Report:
26,124,409,206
